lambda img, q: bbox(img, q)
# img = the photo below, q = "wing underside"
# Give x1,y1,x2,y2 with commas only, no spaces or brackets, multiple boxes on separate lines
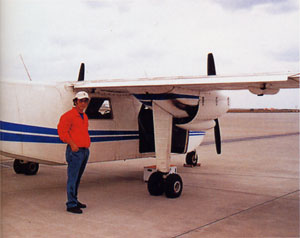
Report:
70,73,299,94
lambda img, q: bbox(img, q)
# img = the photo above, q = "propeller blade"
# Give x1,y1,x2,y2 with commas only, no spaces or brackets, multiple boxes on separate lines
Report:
214,118,221,154
207,53,216,76
208,54,220,154
78,63,85,81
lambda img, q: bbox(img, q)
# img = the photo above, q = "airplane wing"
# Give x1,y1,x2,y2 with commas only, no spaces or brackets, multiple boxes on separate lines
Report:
70,72,299,95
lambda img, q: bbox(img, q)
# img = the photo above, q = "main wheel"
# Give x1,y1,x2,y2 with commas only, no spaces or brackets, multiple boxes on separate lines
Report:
186,151,198,166
165,174,183,198
23,162,39,175
13,159,25,174
147,172,165,196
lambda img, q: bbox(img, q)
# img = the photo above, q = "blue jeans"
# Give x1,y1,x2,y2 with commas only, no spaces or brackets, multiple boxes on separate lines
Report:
66,146,89,208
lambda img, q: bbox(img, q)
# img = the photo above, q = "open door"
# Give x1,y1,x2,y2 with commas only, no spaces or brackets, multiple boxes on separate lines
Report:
138,105,155,153
138,105,188,154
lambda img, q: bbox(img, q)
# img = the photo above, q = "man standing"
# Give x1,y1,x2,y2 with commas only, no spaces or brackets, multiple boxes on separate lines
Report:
57,91,90,214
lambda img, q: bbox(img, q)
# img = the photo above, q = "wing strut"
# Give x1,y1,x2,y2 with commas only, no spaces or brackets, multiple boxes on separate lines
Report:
147,102,183,198
152,102,172,173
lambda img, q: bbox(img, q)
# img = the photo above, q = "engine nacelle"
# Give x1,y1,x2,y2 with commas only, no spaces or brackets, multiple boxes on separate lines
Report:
151,88,199,119
177,91,229,131
145,89,229,131
134,88,229,154
152,90,228,131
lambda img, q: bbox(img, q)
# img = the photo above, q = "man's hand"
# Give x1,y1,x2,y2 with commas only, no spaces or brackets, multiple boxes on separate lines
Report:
69,141,79,152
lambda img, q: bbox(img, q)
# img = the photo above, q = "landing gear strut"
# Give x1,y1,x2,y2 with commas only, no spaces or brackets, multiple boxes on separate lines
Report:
13,159,39,175
147,172,183,198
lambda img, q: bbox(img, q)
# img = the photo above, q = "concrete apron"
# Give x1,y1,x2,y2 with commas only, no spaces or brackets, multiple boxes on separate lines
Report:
1,113,299,237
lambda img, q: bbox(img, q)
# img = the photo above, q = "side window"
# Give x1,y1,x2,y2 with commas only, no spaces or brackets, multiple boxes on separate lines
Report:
86,98,113,119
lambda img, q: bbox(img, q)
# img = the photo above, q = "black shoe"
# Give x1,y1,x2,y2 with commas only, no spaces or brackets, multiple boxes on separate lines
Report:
67,207,83,214
77,201,87,209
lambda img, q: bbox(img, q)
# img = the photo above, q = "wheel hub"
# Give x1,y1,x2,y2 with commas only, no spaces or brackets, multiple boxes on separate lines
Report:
173,181,181,193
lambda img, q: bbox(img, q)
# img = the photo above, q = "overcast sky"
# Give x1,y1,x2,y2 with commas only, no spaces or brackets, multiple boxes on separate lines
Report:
1,0,299,108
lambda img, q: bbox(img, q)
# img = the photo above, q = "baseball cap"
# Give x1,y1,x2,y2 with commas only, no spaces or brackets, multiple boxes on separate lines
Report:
74,91,89,100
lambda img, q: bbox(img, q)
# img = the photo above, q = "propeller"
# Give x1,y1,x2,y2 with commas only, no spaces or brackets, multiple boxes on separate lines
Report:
207,53,221,154
78,63,85,81
214,119,221,154
207,53,216,76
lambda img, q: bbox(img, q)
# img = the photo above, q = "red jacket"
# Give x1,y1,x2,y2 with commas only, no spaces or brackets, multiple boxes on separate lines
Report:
57,107,91,148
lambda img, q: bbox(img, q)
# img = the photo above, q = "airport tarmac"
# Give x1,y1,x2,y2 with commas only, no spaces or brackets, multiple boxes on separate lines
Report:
1,113,299,238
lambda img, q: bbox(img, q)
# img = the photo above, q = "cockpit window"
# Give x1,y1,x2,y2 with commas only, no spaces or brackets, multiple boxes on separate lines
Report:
86,98,113,119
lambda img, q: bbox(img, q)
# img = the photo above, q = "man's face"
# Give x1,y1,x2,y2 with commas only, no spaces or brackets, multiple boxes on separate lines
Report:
76,98,89,112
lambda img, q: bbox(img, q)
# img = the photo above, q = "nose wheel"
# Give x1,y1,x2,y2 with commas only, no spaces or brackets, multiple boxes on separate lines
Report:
185,150,198,166
147,172,183,198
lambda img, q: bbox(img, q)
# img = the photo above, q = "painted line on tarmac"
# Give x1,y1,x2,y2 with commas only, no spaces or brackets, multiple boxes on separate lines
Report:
202,132,299,146
183,172,298,180
172,189,300,238
184,184,297,200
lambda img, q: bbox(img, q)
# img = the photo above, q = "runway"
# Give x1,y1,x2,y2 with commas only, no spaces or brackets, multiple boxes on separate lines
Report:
1,113,299,237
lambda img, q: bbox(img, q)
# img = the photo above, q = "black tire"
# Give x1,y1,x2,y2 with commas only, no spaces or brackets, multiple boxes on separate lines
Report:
165,174,183,198
23,162,39,175
13,159,25,174
147,172,165,196
186,151,198,166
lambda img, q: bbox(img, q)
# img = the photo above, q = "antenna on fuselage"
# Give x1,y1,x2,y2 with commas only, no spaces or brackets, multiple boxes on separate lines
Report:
19,54,32,81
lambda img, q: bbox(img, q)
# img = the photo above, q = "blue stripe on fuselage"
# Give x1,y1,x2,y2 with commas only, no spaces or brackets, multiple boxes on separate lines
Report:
0,121,205,144
0,121,58,135
0,121,139,144
0,120,138,136
89,130,138,136
1,131,139,143
1,132,63,143
91,136,139,142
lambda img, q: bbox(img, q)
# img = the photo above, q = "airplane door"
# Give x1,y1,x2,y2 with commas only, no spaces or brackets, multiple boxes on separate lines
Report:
138,105,155,153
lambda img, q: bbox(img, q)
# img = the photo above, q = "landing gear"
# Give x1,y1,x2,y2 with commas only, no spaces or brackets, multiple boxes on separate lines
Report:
185,151,198,166
147,172,183,198
165,174,183,198
13,159,25,174
13,159,39,175
147,172,165,196
23,162,39,175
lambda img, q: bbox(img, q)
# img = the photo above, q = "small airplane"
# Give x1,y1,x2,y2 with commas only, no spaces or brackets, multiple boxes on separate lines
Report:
0,53,299,198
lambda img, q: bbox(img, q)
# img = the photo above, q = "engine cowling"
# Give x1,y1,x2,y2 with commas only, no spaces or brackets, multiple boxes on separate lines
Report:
134,87,229,131
177,91,229,131
153,90,229,131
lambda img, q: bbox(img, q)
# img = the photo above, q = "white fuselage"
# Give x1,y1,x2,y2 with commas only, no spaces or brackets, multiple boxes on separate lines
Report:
0,80,229,164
